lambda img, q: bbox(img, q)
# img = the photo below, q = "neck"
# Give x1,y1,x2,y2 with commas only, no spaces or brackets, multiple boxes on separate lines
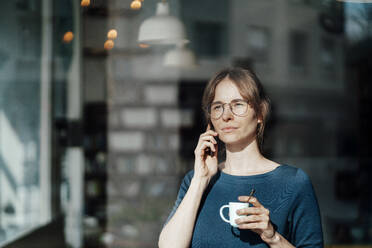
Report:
223,139,274,175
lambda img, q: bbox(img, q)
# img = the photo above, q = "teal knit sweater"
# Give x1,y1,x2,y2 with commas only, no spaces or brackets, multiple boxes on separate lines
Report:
165,165,324,247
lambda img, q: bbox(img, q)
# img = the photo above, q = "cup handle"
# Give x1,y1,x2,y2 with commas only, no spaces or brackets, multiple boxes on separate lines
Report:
219,205,230,223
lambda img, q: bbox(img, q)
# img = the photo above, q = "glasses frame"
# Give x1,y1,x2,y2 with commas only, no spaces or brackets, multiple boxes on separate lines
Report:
208,99,250,120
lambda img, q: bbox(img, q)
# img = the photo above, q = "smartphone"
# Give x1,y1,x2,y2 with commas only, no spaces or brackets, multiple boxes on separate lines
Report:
205,121,218,157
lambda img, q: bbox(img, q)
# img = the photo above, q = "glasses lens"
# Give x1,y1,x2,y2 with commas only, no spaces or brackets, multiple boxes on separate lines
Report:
209,101,248,119
210,103,223,119
231,101,248,116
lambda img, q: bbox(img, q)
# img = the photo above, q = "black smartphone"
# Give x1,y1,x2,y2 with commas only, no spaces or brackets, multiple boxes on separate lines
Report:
205,122,218,157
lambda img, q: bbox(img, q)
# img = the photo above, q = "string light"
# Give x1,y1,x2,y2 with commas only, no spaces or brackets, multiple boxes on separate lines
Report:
131,0,141,10
138,43,149,48
107,29,118,40
104,40,115,50
81,0,90,7
63,31,74,43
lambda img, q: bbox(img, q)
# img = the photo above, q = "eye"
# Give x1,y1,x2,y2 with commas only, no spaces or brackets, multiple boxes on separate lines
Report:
233,102,245,107
212,104,222,111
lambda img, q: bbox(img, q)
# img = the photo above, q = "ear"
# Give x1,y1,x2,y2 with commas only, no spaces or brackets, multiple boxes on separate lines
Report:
255,111,263,124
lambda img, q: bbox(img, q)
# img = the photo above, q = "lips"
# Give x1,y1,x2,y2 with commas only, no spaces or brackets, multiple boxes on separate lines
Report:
221,127,238,132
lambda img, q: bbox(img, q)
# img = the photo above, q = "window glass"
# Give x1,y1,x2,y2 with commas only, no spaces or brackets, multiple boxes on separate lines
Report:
0,0,42,243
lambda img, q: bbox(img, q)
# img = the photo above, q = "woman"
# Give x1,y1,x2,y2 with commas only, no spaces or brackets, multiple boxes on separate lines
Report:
158,67,323,248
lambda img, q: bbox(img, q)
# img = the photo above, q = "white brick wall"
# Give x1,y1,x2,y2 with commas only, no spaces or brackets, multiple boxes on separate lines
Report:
107,180,141,198
116,156,136,174
144,85,177,105
121,181,141,197
136,155,153,175
146,182,166,197
154,156,171,174
111,79,142,104
168,134,180,150
132,54,181,80
147,134,168,151
109,131,145,151
107,183,118,196
160,109,194,128
109,110,121,127
112,57,133,80
121,108,157,128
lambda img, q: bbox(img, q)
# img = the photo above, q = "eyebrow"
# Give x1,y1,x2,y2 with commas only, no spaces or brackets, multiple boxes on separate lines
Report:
211,98,245,104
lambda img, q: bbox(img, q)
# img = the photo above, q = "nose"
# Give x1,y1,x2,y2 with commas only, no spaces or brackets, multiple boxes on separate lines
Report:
221,104,234,121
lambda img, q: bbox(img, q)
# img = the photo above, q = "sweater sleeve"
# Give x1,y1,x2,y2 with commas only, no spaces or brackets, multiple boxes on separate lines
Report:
289,169,324,248
164,170,194,225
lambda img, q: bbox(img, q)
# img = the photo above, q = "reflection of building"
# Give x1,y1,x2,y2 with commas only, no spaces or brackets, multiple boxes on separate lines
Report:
229,2,362,244
181,0,359,244
0,1,43,242
83,0,360,246
1,0,370,247
0,111,25,228
0,108,41,235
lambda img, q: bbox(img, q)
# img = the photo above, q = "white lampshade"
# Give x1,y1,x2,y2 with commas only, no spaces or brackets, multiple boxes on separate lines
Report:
138,2,188,45
164,43,196,68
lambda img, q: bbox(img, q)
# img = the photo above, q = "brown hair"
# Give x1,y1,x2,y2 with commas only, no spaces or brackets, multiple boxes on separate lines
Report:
202,67,271,152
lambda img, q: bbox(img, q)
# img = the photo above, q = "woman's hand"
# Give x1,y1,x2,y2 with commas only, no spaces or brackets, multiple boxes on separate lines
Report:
193,124,219,180
235,196,279,244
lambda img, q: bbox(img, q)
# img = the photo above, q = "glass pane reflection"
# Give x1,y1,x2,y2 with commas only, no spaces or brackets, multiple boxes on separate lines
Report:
0,0,42,243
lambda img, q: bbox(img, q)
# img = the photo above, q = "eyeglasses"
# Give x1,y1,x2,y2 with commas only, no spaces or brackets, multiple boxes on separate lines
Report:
208,99,249,120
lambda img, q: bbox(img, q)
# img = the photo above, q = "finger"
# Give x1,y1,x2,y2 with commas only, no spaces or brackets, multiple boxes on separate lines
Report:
200,141,216,154
207,123,211,131
195,140,216,155
200,130,218,137
196,133,216,149
237,222,263,230
201,141,216,152
200,135,217,144
206,141,218,158
238,196,263,208
235,215,261,225
236,207,267,216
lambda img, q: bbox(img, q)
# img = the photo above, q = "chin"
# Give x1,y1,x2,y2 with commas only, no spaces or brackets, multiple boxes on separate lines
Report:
220,132,256,147
219,133,240,144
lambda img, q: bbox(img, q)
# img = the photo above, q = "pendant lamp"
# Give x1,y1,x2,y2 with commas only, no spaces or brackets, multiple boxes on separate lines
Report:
138,1,188,45
163,42,196,68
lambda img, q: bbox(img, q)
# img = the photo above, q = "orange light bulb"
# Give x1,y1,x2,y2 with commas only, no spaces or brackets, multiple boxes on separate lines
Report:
63,31,74,43
104,40,115,50
130,0,141,10
107,29,118,40
81,0,90,7
138,43,149,48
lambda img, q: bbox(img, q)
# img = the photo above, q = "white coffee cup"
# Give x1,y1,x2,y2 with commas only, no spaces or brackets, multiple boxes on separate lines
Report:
219,202,249,227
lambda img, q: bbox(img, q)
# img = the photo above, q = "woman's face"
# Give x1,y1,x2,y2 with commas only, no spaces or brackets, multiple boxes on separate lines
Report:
211,79,261,147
